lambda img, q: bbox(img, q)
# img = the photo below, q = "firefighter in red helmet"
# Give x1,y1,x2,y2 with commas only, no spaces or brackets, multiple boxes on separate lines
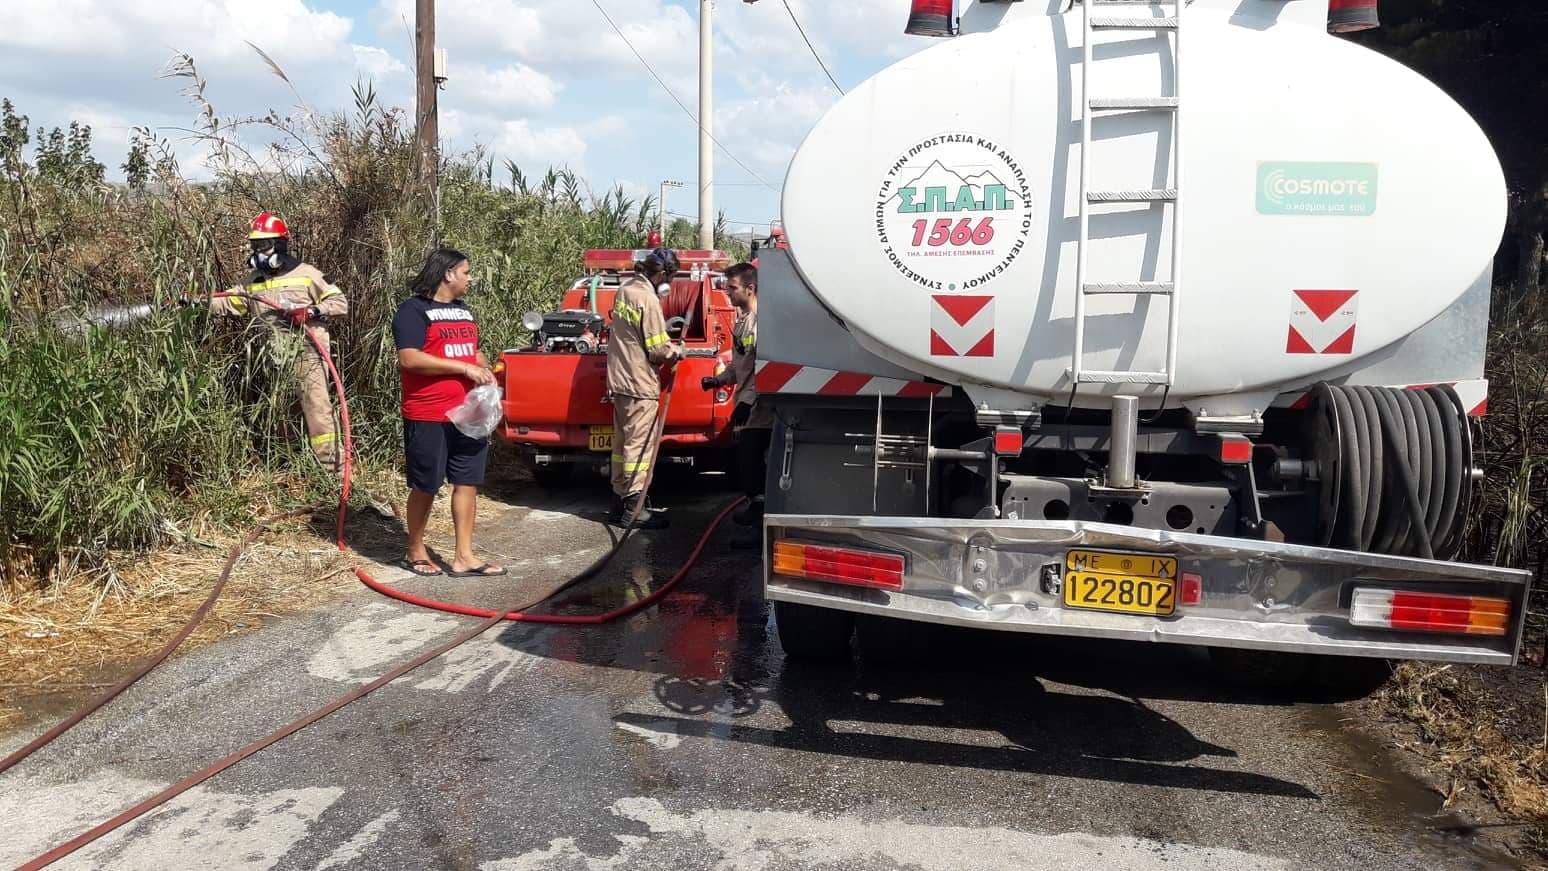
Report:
207,213,350,472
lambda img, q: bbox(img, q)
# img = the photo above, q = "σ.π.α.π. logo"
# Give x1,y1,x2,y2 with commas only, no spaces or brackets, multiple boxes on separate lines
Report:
875,133,1035,293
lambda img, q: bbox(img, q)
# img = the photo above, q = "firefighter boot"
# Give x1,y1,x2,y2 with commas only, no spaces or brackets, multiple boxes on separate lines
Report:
733,497,764,527
611,494,669,530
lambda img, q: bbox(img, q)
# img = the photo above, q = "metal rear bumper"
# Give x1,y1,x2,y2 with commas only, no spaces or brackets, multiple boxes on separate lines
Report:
763,515,1533,665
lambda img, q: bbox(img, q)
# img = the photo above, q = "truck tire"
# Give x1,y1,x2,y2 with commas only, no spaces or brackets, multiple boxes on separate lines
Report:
774,602,854,662
531,463,572,489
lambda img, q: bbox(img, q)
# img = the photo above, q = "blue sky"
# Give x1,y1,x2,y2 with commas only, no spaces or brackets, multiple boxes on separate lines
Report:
0,0,936,237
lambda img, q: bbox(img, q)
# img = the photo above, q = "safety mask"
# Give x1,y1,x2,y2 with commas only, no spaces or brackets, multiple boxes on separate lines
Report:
248,240,287,273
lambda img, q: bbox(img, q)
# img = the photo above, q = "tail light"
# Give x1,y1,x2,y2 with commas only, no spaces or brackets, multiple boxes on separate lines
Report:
492,359,507,378
1349,588,1510,637
994,426,1023,457
1180,572,1203,606
905,0,954,37
1219,434,1253,465
772,540,906,591
1328,0,1379,33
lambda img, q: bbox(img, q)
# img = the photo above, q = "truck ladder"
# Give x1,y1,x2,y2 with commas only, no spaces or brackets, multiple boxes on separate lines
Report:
1071,0,1185,389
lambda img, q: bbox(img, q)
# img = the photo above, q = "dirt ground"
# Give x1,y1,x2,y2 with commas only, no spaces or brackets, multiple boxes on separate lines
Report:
0,463,514,734
1361,607,1548,865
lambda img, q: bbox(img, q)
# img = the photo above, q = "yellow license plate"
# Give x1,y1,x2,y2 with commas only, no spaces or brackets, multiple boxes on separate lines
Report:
588,426,614,452
1063,549,1178,617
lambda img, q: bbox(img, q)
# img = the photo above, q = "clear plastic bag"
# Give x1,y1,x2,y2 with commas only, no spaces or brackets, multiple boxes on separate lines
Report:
446,384,504,440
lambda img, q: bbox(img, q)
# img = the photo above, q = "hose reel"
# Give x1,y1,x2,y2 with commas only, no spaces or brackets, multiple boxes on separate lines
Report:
1306,384,1473,560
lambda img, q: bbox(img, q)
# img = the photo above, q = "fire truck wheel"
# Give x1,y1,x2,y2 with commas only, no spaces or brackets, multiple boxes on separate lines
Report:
531,463,572,489
775,602,854,662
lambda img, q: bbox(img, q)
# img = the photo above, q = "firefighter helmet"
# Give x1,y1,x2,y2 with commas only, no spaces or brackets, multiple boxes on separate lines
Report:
248,212,290,240
642,247,679,277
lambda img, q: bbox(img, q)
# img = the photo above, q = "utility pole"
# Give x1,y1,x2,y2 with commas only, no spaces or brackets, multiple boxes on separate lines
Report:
660,179,684,244
698,0,714,250
414,0,439,220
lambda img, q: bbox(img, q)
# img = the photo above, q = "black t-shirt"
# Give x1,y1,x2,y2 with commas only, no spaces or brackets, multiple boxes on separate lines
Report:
392,296,480,422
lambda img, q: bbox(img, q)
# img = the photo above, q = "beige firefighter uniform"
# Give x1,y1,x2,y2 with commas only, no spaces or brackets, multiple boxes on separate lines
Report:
606,274,680,498
210,262,349,472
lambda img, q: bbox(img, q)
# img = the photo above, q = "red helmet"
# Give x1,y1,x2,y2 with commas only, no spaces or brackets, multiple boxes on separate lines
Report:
248,212,289,240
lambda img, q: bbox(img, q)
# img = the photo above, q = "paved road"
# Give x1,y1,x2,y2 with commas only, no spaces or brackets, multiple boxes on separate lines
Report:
0,475,1518,870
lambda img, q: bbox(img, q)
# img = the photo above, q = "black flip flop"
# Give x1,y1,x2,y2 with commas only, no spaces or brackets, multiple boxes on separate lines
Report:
446,563,509,578
398,558,443,577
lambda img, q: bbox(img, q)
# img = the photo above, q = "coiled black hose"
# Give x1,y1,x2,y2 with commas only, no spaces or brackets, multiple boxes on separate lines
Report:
1310,384,1471,560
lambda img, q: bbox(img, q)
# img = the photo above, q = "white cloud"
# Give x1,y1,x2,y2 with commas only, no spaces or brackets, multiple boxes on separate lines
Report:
580,115,631,139
714,80,836,179
491,119,588,170
440,108,470,145
373,0,696,77
351,45,409,80
455,64,563,113
0,0,360,128
0,0,353,65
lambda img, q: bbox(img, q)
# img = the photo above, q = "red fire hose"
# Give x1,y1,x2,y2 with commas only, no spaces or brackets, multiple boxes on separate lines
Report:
7,291,739,869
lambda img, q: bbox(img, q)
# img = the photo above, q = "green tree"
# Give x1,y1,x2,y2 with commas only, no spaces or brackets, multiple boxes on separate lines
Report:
1355,1,1548,296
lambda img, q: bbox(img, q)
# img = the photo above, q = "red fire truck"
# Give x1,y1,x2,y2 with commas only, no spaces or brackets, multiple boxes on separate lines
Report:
496,249,740,487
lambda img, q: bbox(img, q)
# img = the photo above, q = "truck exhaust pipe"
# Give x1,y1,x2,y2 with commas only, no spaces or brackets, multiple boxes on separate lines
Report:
1108,395,1139,490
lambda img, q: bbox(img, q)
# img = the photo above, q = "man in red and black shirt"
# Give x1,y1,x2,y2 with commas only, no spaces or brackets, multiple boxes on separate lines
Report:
392,248,505,578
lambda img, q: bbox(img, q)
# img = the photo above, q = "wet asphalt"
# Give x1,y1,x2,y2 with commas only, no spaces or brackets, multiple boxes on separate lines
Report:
0,468,1521,870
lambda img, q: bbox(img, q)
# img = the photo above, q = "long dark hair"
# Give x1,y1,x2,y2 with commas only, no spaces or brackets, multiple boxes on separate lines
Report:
410,247,469,299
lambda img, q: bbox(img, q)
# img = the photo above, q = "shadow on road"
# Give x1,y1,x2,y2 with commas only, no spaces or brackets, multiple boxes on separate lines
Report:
274,456,1369,808
611,620,1319,799
466,480,1323,801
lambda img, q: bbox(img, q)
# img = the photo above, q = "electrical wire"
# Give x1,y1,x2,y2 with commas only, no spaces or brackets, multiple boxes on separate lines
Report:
665,209,780,228
586,0,779,192
780,0,845,95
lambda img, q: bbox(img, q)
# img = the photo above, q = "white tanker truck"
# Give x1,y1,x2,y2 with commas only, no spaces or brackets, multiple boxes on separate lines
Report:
756,0,1533,682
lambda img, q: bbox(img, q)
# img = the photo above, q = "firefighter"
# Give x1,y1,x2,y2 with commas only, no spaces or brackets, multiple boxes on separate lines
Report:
701,262,771,548
606,247,683,528
207,212,349,472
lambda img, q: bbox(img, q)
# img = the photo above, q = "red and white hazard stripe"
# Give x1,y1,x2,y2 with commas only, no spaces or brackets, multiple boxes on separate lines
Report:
755,360,950,398
1275,378,1488,417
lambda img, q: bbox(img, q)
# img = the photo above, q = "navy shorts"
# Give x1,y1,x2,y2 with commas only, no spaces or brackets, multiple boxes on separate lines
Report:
404,419,489,493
